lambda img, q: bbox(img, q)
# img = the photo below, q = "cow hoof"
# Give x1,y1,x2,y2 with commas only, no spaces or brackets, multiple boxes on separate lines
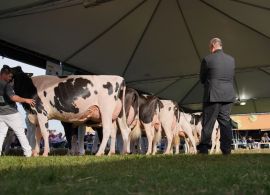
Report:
42,152,49,157
108,152,115,156
32,151,39,157
95,152,104,157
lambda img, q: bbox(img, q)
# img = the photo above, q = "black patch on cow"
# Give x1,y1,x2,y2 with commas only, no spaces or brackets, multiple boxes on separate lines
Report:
50,101,54,107
43,91,47,97
94,90,98,95
172,101,180,122
115,82,119,93
34,95,45,114
103,82,113,95
139,96,161,124
114,95,117,101
190,114,202,125
53,78,92,113
31,110,37,115
45,122,49,129
43,110,48,116
158,100,164,109
58,76,68,79
119,87,139,119
168,107,171,111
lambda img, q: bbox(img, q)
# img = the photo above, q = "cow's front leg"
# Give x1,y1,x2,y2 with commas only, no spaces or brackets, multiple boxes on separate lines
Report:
33,126,42,156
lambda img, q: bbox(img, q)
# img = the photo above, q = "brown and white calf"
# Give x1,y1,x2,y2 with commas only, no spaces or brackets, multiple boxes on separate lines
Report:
12,67,129,156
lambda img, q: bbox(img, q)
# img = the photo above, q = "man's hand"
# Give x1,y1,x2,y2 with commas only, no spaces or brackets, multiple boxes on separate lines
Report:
24,98,36,107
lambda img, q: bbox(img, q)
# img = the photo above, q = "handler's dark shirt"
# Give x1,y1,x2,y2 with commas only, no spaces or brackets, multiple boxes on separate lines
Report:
0,80,18,115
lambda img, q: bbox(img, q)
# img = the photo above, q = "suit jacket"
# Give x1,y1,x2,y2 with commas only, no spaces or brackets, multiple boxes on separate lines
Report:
200,49,235,103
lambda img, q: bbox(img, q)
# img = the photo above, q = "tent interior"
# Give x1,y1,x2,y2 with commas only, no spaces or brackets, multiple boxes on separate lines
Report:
0,0,270,114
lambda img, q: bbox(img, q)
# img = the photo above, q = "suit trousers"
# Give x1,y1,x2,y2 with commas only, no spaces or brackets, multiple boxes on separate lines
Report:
200,102,233,154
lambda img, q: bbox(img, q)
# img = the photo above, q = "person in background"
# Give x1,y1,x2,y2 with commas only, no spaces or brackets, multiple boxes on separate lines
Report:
247,136,255,150
0,65,35,157
263,132,270,142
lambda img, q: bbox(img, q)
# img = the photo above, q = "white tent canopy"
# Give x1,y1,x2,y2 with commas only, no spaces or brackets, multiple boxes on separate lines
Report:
0,0,270,114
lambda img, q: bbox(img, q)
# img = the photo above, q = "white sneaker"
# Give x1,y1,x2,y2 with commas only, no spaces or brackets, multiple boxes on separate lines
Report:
25,151,32,157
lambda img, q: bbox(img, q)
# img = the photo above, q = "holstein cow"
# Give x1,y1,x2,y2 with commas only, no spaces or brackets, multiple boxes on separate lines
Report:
12,67,129,156
110,88,140,154
129,94,163,155
158,100,179,154
90,88,140,155
192,113,221,154
173,112,198,154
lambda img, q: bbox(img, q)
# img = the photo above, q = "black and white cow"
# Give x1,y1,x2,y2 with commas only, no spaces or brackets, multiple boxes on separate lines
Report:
12,67,129,156
128,94,163,155
191,113,221,154
173,112,198,154
157,100,180,154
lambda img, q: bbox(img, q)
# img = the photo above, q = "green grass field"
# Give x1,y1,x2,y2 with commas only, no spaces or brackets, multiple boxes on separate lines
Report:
1,153,270,194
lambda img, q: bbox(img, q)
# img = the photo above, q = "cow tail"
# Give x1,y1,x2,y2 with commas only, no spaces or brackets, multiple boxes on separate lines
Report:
129,120,141,141
120,79,128,128
172,134,180,147
153,126,162,145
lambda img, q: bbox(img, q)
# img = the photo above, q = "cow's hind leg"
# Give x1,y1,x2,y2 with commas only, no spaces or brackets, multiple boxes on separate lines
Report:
37,115,50,156
117,117,131,154
163,125,173,155
143,123,154,155
183,126,197,154
108,121,117,155
96,107,113,156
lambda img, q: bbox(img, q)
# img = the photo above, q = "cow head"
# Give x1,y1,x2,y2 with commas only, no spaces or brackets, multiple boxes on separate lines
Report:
11,66,37,110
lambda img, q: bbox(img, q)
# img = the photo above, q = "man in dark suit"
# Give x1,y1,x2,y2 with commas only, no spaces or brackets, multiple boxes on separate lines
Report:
199,38,235,155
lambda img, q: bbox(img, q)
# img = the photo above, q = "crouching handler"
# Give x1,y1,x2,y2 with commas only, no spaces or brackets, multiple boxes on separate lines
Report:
0,65,34,157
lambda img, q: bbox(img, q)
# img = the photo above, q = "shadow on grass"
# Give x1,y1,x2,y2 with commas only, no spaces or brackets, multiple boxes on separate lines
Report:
0,154,270,194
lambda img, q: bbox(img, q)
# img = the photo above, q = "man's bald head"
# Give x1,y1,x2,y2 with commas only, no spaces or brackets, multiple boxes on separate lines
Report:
209,38,222,53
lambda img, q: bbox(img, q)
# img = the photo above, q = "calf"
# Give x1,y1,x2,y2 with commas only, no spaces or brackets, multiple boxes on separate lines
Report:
12,67,129,156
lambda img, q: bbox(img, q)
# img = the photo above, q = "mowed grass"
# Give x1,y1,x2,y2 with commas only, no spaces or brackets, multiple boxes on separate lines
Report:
0,154,270,194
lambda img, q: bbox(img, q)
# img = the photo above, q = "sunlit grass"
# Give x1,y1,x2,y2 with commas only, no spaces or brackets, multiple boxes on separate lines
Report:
0,154,270,194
